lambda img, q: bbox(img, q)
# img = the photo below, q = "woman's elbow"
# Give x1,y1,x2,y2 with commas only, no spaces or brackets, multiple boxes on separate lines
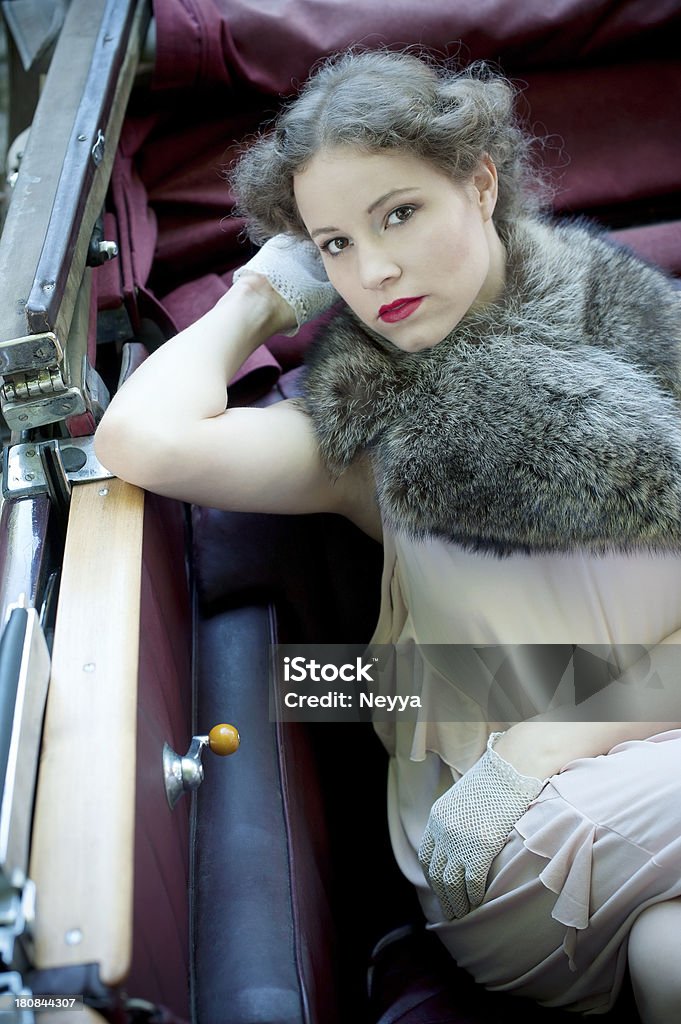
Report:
94,409,140,482
94,408,178,490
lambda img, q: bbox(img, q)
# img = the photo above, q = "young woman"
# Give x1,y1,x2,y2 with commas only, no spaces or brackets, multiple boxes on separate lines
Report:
95,50,681,1022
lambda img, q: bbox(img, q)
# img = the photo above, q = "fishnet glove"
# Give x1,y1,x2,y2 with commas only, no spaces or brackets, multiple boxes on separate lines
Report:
233,234,339,335
418,732,546,920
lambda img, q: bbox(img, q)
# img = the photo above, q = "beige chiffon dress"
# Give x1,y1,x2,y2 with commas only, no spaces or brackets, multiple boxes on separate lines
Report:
369,528,681,1014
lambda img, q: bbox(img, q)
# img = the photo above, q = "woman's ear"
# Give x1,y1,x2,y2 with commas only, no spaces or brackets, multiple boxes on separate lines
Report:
473,155,498,221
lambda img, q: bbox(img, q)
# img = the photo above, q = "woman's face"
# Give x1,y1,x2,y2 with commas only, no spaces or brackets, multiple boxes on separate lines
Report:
293,146,506,352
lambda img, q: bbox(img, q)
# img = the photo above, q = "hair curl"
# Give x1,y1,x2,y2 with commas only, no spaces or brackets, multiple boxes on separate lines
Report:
229,49,550,244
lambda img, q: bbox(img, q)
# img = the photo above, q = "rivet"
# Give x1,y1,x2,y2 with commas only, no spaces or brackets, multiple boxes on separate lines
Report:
82,663,96,673
77,134,87,142
98,487,109,497
65,928,83,945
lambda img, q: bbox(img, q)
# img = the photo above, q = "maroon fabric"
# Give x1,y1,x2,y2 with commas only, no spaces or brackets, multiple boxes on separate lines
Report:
523,61,681,214
151,0,681,93
612,220,681,277
127,492,193,1018
98,115,177,336
160,270,281,389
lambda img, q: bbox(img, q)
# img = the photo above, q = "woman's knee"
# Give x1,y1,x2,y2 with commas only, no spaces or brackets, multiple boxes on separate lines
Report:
628,899,681,1021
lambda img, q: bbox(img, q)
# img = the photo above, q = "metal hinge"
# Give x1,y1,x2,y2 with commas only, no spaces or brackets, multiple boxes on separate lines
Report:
0,364,86,430
2,436,113,501
0,333,86,428
0,271,109,432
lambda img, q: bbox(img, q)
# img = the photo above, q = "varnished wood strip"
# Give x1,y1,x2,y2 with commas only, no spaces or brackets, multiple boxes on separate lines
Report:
29,477,145,985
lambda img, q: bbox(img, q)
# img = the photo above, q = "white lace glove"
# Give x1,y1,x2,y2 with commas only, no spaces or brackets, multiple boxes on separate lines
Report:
232,233,339,335
418,731,546,920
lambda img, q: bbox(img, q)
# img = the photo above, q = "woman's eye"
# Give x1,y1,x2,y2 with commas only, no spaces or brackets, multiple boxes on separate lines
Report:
321,236,350,257
386,205,416,227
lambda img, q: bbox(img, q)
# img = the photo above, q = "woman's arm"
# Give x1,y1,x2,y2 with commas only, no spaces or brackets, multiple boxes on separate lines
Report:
94,275,381,537
494,632,681,777
494,720,680,781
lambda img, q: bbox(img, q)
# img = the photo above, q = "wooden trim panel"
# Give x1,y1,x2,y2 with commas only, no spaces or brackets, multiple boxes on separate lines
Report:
29,478,145,984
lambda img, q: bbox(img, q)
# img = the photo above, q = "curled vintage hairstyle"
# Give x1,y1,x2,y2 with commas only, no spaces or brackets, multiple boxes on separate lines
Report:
229,49,550,244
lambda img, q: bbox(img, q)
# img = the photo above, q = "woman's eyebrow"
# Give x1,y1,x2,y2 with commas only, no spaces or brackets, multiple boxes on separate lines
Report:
367,187,420,214
311,224,340,239
310,187,421,238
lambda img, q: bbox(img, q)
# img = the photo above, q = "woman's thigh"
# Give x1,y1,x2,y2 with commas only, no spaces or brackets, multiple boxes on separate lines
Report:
628,897,681,1020
546,729,681,850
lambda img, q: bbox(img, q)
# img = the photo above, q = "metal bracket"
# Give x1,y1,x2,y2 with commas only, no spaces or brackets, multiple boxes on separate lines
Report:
162,737,208,811
0,971,34,1023
163,724,240,810
0,880,36,971
2,436,113,500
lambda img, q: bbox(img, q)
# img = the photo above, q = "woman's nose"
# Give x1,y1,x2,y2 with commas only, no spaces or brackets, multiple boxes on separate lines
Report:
357,245,401,290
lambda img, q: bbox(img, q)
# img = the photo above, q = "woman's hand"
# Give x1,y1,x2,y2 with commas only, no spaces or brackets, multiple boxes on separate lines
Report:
233,233,340,334
223,270,298,338
418,731,546,920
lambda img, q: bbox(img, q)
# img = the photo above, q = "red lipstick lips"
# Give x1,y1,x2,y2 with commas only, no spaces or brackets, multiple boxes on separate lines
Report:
378,296,424,323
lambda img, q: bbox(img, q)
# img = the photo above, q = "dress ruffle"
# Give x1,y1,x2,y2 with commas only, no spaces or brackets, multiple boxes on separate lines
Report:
516,792,598,969
370,633,495,777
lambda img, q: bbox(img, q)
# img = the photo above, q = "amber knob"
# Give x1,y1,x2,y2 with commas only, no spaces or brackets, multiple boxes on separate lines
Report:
208,723,240,756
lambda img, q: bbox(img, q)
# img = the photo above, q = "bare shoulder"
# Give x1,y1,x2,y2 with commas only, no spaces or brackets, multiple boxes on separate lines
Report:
271,398,382,541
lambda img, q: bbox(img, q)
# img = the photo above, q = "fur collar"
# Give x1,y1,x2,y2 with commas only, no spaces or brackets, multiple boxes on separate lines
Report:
302,217,681,556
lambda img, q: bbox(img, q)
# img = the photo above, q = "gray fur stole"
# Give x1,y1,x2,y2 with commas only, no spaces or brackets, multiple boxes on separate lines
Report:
302,217,681,557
